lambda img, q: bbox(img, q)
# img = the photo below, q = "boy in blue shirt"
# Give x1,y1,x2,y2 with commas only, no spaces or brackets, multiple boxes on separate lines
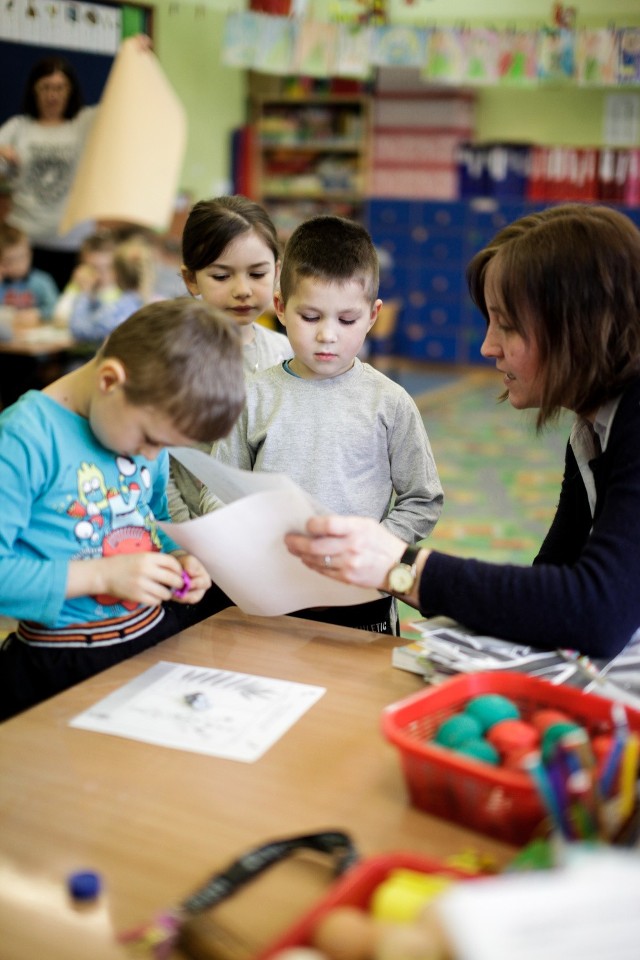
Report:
0,222,61,405
0,222,58,325
0,298,243,720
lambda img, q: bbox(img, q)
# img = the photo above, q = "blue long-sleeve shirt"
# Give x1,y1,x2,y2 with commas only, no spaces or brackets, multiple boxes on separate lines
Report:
0,390,177,628
1,269,59,320
69,290,144,341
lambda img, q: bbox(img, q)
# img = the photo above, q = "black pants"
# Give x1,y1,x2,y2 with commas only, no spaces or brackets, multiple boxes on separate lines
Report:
0,584,232,722
288,595,398,635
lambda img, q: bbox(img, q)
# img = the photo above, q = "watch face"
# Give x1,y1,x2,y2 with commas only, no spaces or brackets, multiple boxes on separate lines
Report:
389,563,415,593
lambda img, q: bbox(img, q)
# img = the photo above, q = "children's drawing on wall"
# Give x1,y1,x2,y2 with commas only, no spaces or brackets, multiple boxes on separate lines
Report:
221,11,262,69
497,30,538,85
423,28,465,85
462,27,499,86
576,29,619,86
252,14,296,75
335,23,372,79
369,25,428,68
293,20,337,77
619,27,640,85
537,27,575,82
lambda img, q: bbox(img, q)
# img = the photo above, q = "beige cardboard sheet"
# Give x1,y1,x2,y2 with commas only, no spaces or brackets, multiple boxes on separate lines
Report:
59,38,187,234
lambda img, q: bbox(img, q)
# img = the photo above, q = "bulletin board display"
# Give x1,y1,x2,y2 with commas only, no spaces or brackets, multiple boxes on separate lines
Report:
0,0,153,124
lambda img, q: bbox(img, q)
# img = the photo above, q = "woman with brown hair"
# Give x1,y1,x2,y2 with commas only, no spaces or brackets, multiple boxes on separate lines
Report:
285,203,640,659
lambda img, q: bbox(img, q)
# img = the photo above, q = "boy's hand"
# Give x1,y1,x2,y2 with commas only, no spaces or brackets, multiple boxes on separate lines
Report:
173,555,211,605
13,308,40,330
72,263,99,292
67,552,190,606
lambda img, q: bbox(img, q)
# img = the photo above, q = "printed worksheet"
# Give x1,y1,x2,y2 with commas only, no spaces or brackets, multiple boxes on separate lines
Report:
70,661,326,762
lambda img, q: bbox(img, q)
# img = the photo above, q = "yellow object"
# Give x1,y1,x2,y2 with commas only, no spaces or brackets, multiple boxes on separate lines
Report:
618,732,640,824
370,869,453,924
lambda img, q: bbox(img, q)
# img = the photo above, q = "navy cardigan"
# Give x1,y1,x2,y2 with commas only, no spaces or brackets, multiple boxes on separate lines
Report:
420,377,640,658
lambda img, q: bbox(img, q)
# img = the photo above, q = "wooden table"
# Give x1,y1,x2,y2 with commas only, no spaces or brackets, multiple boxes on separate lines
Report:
0,608,515,960
0,325,76,356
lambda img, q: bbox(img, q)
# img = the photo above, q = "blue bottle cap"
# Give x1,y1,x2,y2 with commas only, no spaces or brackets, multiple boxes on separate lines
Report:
68,870,101,901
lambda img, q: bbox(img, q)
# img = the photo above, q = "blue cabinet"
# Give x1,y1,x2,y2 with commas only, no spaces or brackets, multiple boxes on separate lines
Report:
367,198,640,365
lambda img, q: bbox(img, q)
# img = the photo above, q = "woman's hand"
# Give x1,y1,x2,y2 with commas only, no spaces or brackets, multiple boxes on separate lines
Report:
285,515,407,591
0,145,19,168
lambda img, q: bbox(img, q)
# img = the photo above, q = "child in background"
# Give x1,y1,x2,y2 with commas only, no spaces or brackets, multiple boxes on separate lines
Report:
0,299,244,721
69,236,155,343
168,195,293,521
53,229,118,327
0,222,58,327
201,215,443,634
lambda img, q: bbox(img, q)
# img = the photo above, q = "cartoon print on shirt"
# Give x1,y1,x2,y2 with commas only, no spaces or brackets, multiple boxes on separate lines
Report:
25,144,75,205
67,461,107,546
67,456,162,609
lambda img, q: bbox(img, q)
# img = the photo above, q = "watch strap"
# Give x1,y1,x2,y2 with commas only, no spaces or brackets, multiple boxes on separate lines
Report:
399,545,421,567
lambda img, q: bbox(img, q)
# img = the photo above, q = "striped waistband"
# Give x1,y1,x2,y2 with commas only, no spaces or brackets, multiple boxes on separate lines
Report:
17,605,165,648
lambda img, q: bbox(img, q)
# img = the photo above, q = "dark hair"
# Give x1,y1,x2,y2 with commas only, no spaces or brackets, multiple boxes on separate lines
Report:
22,56,84,120
0,222,27,253
181,195,280,273
466,203,640,428
98,299,245,443
80,229,115,256
279,215,379,303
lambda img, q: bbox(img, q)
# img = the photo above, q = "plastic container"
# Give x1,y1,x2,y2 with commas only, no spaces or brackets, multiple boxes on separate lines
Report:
381,671,640,845
257,851,471,959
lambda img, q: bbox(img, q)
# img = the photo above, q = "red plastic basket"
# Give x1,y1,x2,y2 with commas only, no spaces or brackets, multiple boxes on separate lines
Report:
381,671,640,846
257,852,472,959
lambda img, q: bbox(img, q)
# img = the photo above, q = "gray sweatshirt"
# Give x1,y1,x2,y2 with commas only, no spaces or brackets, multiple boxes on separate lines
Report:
201,358,443,543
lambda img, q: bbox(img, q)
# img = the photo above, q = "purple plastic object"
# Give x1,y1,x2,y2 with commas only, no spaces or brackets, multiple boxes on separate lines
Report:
173,570,192,599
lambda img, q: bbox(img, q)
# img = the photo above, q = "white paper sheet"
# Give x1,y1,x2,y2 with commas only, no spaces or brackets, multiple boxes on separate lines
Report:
70,661,325,762
159,448,379,617
438,849,640,960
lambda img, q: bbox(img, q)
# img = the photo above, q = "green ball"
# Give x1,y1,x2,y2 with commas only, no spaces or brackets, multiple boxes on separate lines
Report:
464,694,520,732
541,721,582,763
434,713,482,748
455,737,500,766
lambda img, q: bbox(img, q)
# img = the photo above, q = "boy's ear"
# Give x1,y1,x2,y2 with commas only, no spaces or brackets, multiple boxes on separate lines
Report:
181,266,199,297
273,289,286,326
96,357,127,394
367,299,383,333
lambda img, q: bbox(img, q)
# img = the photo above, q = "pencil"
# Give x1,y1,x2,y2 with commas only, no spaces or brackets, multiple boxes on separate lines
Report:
523,752,569,839
618,732,640,824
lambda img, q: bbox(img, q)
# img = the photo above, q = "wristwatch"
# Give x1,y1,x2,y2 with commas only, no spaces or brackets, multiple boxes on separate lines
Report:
387,545,421,595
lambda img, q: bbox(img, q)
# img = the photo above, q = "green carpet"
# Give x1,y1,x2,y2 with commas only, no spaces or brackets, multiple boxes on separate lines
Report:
395,368,571,636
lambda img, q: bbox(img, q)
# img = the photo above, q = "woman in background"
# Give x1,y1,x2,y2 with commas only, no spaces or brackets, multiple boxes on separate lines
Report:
0,38,151,291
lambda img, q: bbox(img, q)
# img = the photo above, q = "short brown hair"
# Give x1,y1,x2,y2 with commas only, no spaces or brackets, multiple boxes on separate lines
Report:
279,215,379,303
80,230,115,257
466,203,640,428
0,223,27,254
98,299,245,443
